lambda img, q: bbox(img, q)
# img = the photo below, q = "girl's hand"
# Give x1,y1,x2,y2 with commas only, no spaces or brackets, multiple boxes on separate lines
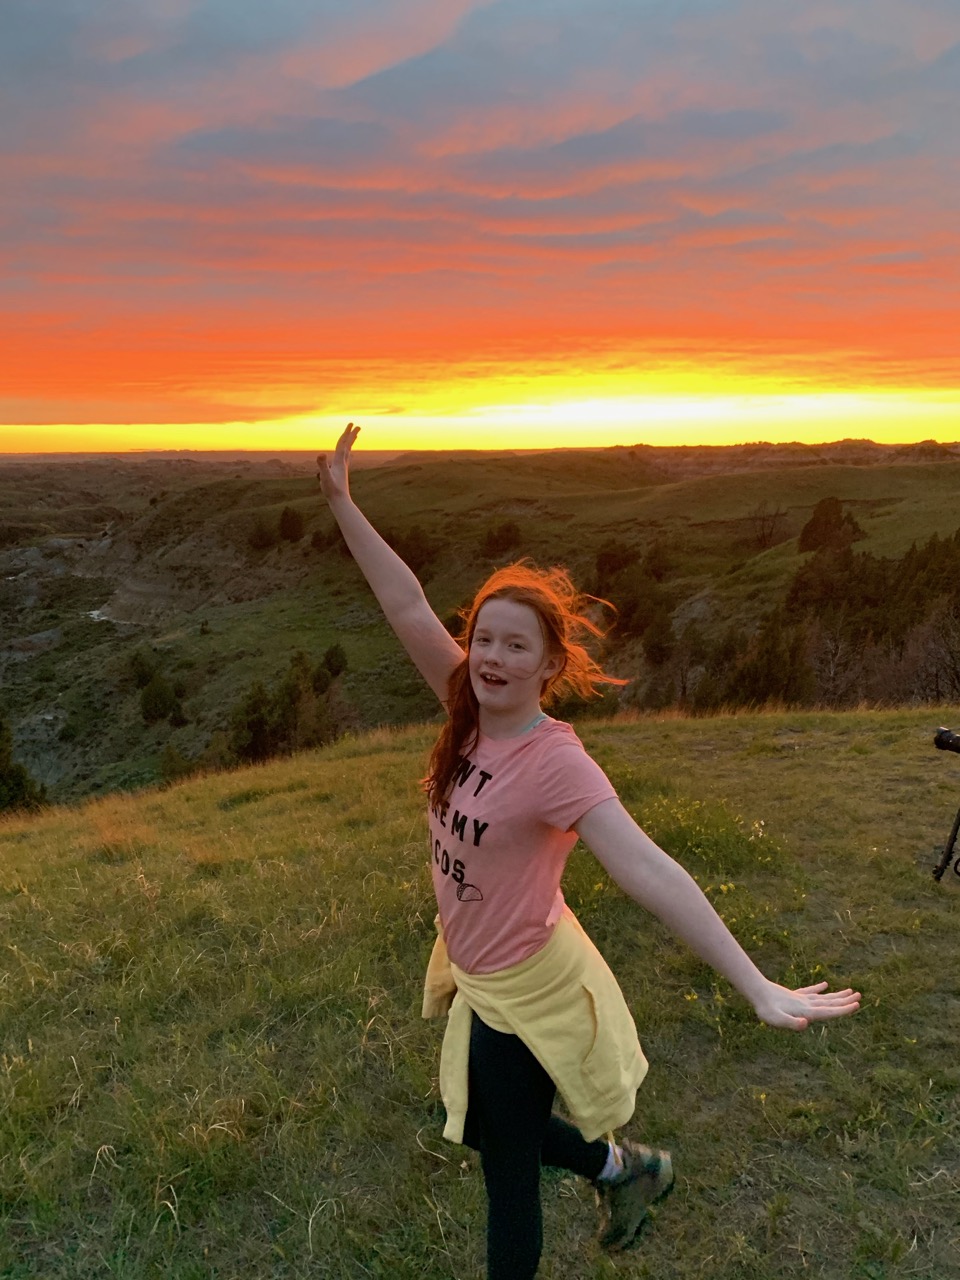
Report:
318,422,360,503
753,979,860,1032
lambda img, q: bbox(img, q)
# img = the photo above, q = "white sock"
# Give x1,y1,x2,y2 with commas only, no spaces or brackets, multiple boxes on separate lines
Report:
598,1141,623,1182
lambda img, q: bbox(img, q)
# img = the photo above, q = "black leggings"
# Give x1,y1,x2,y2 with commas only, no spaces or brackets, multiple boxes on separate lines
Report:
461,1011,609,1280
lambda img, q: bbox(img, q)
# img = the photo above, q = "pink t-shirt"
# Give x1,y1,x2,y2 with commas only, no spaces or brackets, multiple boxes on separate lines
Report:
428,718,617,975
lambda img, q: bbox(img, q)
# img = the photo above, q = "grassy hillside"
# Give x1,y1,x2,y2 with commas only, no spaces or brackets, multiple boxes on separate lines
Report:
2,708,959,1279
3,449,960,802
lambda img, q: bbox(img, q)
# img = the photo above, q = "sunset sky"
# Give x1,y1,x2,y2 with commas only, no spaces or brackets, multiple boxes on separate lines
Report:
3,0,960,452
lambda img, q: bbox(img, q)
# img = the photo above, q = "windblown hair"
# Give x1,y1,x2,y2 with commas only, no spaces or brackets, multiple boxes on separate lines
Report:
423,562,626,807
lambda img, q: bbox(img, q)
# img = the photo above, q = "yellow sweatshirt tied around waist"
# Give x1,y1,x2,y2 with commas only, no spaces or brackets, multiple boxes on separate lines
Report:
422,907,648,1145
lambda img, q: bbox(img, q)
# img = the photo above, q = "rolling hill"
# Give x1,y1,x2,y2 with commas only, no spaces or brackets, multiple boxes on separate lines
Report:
2,441,959,803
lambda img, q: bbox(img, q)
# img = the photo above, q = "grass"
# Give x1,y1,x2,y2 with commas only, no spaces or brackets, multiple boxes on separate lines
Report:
2,708,959,1278
6,451,960,804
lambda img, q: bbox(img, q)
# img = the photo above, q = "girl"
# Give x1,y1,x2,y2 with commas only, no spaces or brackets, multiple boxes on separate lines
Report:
317,423,860,1279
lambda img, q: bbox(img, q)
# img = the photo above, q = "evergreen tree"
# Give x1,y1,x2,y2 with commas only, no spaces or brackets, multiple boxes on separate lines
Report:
383,525,440,575
797,497,864,553
129,646,159,688
642,609,674,666
140,674,180,725
323,642,348,677
594,540,634,593
609,565,670,637
671,621,708,704
642,538,673,582
228,680,275,763
721,612,814,708
228,651,336,765
312,664,332,695
249,515,279,550
279,506,305,542
480,520,522,559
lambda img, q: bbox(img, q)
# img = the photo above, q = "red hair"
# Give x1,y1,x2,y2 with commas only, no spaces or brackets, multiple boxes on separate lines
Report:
423,562,626,807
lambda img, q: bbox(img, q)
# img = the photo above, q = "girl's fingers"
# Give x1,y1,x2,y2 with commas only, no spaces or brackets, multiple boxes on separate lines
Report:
793,983,861,1003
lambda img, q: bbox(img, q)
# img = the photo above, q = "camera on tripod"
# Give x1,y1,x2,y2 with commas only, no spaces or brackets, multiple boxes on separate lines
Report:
933,727,960,881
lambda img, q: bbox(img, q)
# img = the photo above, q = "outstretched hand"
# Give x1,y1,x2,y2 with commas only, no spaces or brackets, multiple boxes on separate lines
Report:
317,422,360,503
753,979,860,1032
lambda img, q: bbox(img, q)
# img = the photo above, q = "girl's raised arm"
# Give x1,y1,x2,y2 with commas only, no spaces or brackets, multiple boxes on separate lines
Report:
318,423,464,705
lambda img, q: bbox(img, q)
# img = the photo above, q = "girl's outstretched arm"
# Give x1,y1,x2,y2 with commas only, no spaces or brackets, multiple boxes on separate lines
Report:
574,799,861,1031
318,423,464,704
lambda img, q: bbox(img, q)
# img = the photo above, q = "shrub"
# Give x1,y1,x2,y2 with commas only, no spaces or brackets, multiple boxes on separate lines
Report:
481,520,521,559
322,642,348,677
249,516,279,550
140,674,179,725
160,743,194,784
0,711,46,812
279,506,305,542
642,538,673,582
129,647,159,689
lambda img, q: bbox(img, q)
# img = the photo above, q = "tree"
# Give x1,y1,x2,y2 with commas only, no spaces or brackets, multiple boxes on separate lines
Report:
383,525,440,575
279,505,305,542
481,520,522,559
322,642,348,677
798,497,864,553
228,681,275,763
129,646,160,689
611,567,670,637
749,500,787,550
807,618,863,707
642,609,674,666
228,650,336,765
0,711,46,812
671,621,708,705
140,674,180,725
643,539,673,582
249,515,279,550
594,540,635,594
721,612,815,708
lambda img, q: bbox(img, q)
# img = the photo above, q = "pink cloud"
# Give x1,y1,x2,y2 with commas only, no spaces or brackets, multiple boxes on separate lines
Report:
2,0,959,427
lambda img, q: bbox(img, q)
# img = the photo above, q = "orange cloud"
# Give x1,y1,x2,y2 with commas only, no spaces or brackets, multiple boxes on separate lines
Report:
2,0,959,445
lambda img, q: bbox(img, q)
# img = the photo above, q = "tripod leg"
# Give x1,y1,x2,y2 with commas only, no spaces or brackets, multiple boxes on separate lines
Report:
933,806,960,881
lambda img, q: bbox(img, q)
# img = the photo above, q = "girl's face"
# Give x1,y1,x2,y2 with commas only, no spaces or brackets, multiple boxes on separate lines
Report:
468,597,562,723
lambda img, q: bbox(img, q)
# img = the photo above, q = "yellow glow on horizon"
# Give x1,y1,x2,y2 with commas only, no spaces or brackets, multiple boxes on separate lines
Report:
4,389,960,453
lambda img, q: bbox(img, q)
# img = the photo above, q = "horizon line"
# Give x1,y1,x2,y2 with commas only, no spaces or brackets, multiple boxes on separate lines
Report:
3,435,960,460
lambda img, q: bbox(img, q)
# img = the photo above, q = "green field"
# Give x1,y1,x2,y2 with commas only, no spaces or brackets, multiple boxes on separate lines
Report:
4,448,960,804
2,708,959,1278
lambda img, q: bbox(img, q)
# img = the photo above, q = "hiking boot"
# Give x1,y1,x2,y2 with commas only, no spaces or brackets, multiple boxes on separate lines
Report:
594,1141,674,1251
